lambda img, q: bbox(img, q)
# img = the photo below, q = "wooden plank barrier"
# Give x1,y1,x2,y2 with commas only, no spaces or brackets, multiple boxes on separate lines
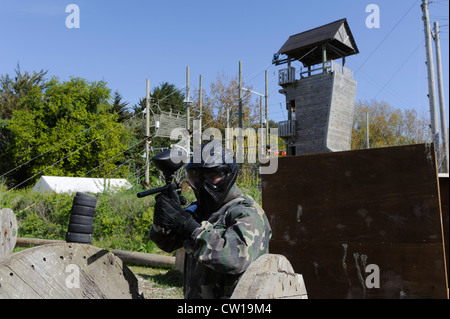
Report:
438,173,449,289
0,243,142,299
0,208,18,259
262,144,448,299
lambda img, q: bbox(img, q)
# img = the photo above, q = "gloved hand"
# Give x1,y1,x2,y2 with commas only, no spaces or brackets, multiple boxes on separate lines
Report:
153,184,200,238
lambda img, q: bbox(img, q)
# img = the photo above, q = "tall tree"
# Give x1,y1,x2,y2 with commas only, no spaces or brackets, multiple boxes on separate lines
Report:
0,65,48,119
110,90,130,123
1,66,49,180
351,99,431,150
3,77,131,188
132,82,185,115
152,82,185,114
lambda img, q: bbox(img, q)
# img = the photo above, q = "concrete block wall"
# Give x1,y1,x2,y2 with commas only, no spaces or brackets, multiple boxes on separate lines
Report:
327,72,357,152
281,71,356,155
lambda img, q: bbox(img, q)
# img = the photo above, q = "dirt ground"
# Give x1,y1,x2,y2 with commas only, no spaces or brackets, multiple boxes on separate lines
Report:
129,266,184,299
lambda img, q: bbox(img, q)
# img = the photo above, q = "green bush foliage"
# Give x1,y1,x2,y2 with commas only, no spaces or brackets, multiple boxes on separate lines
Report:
1,187,160,254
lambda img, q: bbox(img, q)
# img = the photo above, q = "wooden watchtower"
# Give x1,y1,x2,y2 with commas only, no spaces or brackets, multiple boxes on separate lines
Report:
273,18,359,156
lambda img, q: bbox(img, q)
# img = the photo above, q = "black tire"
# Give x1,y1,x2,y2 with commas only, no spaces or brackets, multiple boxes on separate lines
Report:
75,192,92,197
69,214,94,225
71,204,96,217
73,194,97,208
68,223,94,234
66,232,92,244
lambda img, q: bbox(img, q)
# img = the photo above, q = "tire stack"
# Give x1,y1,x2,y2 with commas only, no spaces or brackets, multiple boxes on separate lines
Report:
66,192,97,244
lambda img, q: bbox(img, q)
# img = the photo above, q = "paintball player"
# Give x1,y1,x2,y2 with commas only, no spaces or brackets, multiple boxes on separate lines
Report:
149,141,272,299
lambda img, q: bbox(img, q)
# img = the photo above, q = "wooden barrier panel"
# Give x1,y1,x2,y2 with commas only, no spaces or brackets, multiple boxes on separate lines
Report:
0,243,142,299
439,174,449,288
262,144,448,299
0,208,18,259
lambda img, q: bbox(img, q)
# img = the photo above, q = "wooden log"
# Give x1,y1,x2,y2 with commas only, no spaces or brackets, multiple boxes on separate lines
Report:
112,249,175,268
231,254,307,299
0,243,142,299
16,237,65,247
0,208,18,259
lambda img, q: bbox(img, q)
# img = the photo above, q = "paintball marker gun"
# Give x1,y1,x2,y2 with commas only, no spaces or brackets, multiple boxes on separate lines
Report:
136,147,189,198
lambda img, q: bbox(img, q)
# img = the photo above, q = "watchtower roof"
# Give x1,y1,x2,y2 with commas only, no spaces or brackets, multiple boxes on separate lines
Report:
277,18,359,67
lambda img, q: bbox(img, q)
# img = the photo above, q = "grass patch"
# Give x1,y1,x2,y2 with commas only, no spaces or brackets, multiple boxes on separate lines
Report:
129,266,183,299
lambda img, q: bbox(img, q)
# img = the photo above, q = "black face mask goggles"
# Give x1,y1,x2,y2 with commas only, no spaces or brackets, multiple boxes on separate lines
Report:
186,167,228,191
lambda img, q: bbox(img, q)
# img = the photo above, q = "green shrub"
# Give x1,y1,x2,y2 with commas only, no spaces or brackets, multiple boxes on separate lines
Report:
93,190,158,253
0,186,160,253
2,189,73,239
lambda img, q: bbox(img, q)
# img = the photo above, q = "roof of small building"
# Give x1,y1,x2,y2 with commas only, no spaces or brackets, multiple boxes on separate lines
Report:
277,18,359,67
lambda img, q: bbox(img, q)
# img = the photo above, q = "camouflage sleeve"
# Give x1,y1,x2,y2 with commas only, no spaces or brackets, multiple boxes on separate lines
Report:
148,224,184,253
185,199,271,275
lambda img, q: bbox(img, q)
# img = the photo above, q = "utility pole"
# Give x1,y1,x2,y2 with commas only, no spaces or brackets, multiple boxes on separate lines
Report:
185,66,191,132
199,74,203,130
184,66,193,154
238,61,243,129
259,95,263,130
434,21,449,173
226,108,231,151
145,79,150,187
366,112,370,149
265,70,269,146
421,0,440,169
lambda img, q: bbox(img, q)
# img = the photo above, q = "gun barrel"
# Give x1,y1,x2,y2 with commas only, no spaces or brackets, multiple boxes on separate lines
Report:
136,185,169,198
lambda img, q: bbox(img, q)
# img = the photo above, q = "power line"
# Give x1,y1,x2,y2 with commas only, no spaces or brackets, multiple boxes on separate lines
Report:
355,0,420,75
80,136,148,179
374,40,425,99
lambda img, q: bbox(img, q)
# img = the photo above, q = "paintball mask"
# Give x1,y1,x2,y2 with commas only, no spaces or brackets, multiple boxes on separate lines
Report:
186,141,238,215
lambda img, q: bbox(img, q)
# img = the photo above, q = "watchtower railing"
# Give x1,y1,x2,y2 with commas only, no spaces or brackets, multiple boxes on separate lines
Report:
278,120,296,138
278,67,296,85
294,60,353,79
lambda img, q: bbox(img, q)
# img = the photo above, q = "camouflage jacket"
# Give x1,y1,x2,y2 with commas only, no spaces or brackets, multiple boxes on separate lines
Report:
149,185,272,299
